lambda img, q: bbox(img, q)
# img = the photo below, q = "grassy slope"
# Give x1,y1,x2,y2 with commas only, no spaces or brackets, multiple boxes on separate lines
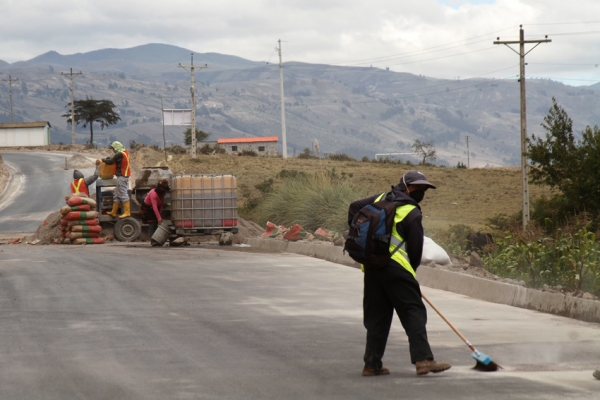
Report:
137,148,550,233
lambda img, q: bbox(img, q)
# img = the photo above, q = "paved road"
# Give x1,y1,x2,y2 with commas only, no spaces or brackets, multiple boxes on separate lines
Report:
0,244,598,399
0,152,93,233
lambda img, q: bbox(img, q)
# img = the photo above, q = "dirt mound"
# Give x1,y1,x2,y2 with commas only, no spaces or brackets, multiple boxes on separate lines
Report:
24,210,63,244
232,218,264,243
68,154,95,169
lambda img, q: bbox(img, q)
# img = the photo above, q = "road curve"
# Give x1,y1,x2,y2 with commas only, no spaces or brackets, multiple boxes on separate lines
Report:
0,152,93,233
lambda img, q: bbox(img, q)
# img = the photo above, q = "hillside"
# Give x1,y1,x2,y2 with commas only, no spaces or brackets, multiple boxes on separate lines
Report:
1,43,599,166
133,146,550,233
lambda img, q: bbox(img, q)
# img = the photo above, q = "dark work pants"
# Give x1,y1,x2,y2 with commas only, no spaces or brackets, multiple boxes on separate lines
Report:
363,262,434,367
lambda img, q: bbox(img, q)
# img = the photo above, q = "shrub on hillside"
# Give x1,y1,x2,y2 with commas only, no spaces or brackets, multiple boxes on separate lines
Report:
240,149,258,157
327,153,356,162
254,171,367,232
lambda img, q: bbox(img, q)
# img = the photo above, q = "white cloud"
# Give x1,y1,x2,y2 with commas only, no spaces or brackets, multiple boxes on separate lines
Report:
2,0,600,85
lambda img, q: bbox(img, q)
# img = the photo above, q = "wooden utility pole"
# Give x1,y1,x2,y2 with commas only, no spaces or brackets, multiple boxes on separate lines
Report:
178,54,207,159
494,26,551,229
2,75,19,123
60,68,82,144
277,39,288,159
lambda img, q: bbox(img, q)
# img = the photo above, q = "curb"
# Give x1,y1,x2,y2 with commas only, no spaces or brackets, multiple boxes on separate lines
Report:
244,237,600,324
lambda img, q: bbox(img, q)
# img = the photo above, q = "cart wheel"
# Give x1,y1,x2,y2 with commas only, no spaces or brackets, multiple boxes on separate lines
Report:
114,217,142,242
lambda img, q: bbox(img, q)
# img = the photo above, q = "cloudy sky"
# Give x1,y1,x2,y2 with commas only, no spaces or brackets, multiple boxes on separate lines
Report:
2,0,600,86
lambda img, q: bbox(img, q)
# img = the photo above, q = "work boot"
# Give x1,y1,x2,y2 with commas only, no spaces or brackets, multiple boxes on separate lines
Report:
415,360,452,375
119,200,131,218
594,369,600,380
106,202,119,217
362,366,390,376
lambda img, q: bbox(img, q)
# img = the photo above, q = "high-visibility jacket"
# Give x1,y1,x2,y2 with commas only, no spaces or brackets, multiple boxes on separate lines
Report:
375,192,417,277
119,150,131,177
71,178,89,196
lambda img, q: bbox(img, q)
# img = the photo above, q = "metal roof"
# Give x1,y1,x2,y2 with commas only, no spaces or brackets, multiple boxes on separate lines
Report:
0,122,51,129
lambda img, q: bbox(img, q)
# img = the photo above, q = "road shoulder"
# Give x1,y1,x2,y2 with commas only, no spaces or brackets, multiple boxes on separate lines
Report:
244,237,600,324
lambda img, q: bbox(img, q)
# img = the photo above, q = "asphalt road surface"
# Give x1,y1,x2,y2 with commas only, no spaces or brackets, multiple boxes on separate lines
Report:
1,244,599,399
0,152,93,233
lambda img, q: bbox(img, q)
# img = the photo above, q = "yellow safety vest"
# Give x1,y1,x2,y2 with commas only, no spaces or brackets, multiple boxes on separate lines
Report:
373,192,417,277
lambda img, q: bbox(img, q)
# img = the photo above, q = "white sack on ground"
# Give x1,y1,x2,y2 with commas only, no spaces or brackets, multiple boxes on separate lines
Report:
421,236,451,265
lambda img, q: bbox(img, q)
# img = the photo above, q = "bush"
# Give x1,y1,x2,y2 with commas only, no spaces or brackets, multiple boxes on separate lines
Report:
297,148,319,159
199,143,226,154
254,171,367,232
362,156,370,162
431,224,475,258
327,153,356,162
167,144,187,155
240,149,258,157
484,222,600,294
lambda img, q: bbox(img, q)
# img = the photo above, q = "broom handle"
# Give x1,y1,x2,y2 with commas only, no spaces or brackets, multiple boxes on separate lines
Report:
421,293,478,354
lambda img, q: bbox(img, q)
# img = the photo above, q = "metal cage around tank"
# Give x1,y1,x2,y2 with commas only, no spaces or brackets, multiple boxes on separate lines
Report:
170,174,238,235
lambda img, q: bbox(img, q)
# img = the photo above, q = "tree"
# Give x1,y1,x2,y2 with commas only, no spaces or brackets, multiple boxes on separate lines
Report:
527,97,600,214
412,139,437,164
183,128,210,146
63,97,121,147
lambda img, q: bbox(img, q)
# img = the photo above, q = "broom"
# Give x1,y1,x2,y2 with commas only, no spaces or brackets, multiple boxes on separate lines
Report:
422,293,502,372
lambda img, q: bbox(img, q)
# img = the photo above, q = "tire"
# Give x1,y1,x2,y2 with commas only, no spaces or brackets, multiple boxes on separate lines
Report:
113,217,142,242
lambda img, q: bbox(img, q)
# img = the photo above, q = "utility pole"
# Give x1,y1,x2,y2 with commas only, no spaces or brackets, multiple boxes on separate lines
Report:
60,68,83,144
178,54,207,158
2,75,19,123
494,26,551,230
465,135,470,168
277,39,288,159
160,95,167,162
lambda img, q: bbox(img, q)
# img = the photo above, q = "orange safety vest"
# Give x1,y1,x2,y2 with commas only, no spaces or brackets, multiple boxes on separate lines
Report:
120,150,131,177
71,178,89,196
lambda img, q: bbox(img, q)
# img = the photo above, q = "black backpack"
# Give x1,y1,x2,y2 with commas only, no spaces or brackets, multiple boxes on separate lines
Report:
344,191,406,268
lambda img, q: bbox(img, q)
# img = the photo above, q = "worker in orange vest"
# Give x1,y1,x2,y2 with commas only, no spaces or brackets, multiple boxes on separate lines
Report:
103,141,132,218
71,159,101,197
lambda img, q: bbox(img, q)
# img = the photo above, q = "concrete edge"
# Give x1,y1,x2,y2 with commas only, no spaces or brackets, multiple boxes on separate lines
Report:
244,237,600,324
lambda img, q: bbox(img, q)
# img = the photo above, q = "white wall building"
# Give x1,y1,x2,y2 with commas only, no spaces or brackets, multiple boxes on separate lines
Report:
217,136,278,156
0,122,51,147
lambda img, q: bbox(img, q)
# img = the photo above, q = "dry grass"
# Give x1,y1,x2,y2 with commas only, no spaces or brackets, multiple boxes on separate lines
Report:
134,147,551,233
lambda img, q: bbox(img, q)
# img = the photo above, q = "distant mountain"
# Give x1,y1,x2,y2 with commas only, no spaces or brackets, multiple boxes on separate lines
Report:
0,60,8,67
6,43,263,72
2,43,600,166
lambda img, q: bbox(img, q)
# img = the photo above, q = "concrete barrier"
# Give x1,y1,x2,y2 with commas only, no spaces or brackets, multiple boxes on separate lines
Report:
244,237,600,324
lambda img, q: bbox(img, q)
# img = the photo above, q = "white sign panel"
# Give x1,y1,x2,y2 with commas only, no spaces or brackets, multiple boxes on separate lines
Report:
162,109,192,126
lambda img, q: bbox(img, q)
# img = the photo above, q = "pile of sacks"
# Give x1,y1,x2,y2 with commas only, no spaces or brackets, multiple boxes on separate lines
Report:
261,221,314,241
58,194,104,245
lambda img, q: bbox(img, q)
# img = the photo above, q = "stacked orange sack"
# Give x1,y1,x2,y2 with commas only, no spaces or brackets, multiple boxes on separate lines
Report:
58,193,104,244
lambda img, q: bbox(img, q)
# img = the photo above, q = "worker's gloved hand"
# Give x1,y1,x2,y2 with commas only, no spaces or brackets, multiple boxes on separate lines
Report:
158,218,163,224
103,157,111,162
95,159,101,166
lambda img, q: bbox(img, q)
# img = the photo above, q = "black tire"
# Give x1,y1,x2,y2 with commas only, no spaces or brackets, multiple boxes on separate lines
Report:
114,217,142,242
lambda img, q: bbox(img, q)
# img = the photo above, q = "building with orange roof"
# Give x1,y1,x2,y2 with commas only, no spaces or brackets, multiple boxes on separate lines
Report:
217,136,278,156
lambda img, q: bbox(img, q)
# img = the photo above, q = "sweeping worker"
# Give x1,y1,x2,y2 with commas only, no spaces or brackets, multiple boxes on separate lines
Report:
71,159,101,196
141,179,170,241
103,141,131,218
348,170,451,376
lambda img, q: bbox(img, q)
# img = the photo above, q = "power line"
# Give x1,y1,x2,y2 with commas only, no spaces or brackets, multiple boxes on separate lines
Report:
336,25,518,66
